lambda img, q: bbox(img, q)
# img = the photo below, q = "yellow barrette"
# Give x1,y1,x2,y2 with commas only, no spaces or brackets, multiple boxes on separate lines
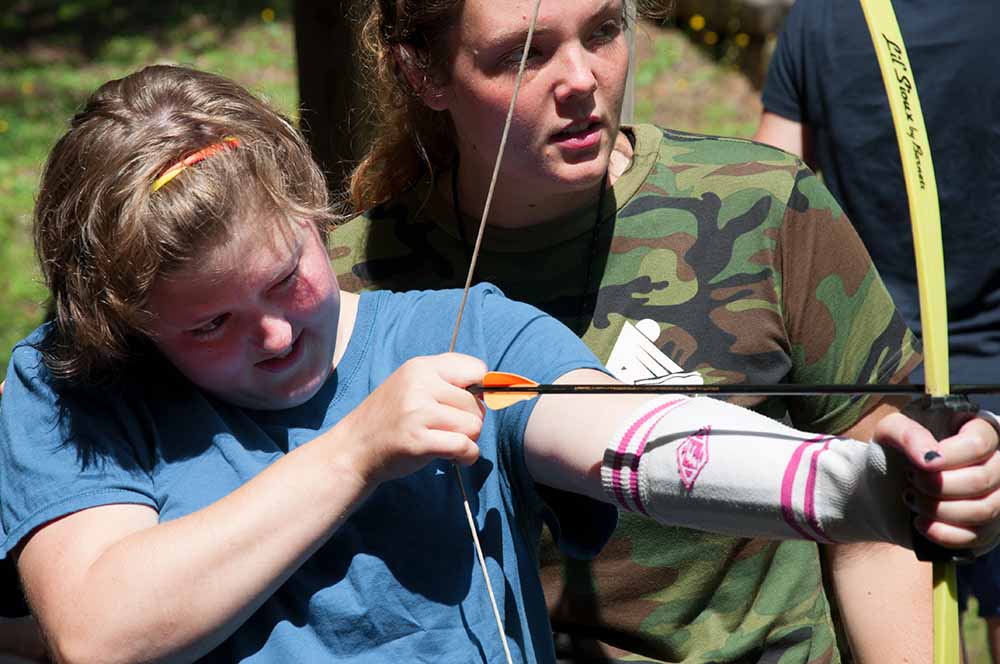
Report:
151,136,240,193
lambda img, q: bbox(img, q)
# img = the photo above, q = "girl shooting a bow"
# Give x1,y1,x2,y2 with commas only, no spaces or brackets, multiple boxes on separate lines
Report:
2,64,998,664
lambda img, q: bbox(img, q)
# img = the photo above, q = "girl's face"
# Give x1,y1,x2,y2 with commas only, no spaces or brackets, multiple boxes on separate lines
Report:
146,219,341,410
435,0,629,198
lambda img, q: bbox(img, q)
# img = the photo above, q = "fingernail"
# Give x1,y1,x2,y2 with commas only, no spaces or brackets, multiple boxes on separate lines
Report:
924,451,942,463
902,490,917,509
906,469,916,483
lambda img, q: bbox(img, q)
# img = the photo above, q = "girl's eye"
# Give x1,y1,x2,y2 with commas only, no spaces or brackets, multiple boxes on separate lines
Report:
273,263,300,292
191,314,230,338
278,266,299,288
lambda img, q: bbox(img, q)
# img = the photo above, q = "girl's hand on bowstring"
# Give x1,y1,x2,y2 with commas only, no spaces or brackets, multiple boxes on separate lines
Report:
331,353,486,487
874,410,1000,554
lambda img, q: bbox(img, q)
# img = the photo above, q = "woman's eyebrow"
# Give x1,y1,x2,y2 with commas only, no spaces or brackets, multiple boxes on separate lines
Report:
478,0,619,50
479,25,553,51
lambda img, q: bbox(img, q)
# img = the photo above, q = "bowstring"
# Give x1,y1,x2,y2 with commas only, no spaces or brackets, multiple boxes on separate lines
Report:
446,1,543,662
447,0,543,352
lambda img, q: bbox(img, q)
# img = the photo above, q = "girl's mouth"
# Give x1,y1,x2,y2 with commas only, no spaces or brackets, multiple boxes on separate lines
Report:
256,334,304,373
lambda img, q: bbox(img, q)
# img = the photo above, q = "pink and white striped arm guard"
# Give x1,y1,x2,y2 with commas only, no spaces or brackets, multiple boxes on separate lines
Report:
601,396,913,547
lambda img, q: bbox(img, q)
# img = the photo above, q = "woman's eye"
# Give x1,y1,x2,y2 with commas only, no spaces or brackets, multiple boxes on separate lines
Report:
191,314,230,338
591,19,623,45
503,46,542,69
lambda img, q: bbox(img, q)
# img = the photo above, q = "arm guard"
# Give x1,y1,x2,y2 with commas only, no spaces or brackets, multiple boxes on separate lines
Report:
601,396,912,547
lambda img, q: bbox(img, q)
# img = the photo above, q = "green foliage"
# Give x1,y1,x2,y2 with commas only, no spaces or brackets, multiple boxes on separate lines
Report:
965,597,992,664
632,23,760,139
635,37,678,87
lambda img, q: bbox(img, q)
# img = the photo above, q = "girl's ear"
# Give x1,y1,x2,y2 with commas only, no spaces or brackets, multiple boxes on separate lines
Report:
395,45,450,111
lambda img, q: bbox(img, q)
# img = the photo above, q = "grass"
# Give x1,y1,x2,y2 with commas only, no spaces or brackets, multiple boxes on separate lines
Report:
0,8,993,661
632,20,762,138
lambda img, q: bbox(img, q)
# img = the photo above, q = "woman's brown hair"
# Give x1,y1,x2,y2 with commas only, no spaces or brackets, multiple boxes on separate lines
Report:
34,64,334,384
348,0,463,213
348,0,675,212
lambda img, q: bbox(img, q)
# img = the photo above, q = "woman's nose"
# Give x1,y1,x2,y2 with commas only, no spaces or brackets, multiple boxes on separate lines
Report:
554,46,598,102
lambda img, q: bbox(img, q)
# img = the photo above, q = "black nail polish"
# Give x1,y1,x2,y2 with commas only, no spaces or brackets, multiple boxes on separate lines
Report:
902,490,916,507
924,451,942,463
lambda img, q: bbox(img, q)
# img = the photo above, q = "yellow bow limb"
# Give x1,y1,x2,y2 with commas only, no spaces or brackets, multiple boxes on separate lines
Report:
858,1,957,661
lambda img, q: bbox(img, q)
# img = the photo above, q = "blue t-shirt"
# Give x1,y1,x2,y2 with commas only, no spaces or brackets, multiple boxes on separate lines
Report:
762,0,1000,410
0,285,616,663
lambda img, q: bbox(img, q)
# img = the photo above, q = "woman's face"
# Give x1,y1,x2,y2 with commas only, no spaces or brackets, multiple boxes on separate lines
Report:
435,0,629,197
146,219,341,411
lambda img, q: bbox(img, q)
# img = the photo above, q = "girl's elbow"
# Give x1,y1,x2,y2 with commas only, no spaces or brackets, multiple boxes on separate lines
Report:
47,623,144,664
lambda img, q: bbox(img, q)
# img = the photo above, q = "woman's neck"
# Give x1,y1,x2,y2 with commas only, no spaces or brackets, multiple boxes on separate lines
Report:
458,178,602,229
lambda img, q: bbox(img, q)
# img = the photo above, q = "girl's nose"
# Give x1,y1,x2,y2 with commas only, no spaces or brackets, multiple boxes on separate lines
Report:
254,314,294,354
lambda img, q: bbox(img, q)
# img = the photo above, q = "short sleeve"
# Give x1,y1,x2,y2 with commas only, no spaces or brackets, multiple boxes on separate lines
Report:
777,166,921,433
467,285,618,558
761,0,808,123
0,338,158,558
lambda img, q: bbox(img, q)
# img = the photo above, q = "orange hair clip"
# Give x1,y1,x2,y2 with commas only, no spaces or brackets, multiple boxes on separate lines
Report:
151,136,240,193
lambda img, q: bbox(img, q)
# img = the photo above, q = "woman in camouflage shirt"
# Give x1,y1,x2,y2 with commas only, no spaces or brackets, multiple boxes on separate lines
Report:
331,0,975,660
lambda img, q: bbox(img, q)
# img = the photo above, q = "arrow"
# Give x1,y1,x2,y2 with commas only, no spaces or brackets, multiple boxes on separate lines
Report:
470,371,1000,411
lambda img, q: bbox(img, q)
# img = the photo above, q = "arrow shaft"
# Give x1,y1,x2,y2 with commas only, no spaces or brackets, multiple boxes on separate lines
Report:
469,383,1000,398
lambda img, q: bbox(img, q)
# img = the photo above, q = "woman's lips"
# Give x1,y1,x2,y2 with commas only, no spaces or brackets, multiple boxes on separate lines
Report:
550,120,603,149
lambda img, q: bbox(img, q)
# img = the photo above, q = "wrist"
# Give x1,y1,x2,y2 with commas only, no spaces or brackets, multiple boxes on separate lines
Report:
318,414,383,499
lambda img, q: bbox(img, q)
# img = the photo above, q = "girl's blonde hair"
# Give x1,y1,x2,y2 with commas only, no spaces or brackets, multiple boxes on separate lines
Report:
34,64,334,383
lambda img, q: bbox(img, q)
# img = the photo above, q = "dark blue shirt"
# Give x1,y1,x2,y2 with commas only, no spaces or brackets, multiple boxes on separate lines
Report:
762,0,1000,409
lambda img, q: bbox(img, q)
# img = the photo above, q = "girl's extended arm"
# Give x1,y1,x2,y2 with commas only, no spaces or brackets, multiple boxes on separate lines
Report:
524,369,1000,553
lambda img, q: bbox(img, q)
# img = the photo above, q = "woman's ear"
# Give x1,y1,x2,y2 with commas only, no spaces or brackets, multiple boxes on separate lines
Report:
395,45,450,111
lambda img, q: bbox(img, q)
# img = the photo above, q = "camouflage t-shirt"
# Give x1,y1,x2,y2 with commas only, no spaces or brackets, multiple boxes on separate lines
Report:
330,124,920,663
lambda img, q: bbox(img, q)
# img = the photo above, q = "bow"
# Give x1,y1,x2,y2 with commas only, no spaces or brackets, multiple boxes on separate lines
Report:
859,1,967,662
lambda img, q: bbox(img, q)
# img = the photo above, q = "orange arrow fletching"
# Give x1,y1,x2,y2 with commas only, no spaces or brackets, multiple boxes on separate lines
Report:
480,372,539,410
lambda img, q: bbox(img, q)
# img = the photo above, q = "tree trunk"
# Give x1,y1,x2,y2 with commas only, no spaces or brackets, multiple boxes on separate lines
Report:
293,0,368,202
